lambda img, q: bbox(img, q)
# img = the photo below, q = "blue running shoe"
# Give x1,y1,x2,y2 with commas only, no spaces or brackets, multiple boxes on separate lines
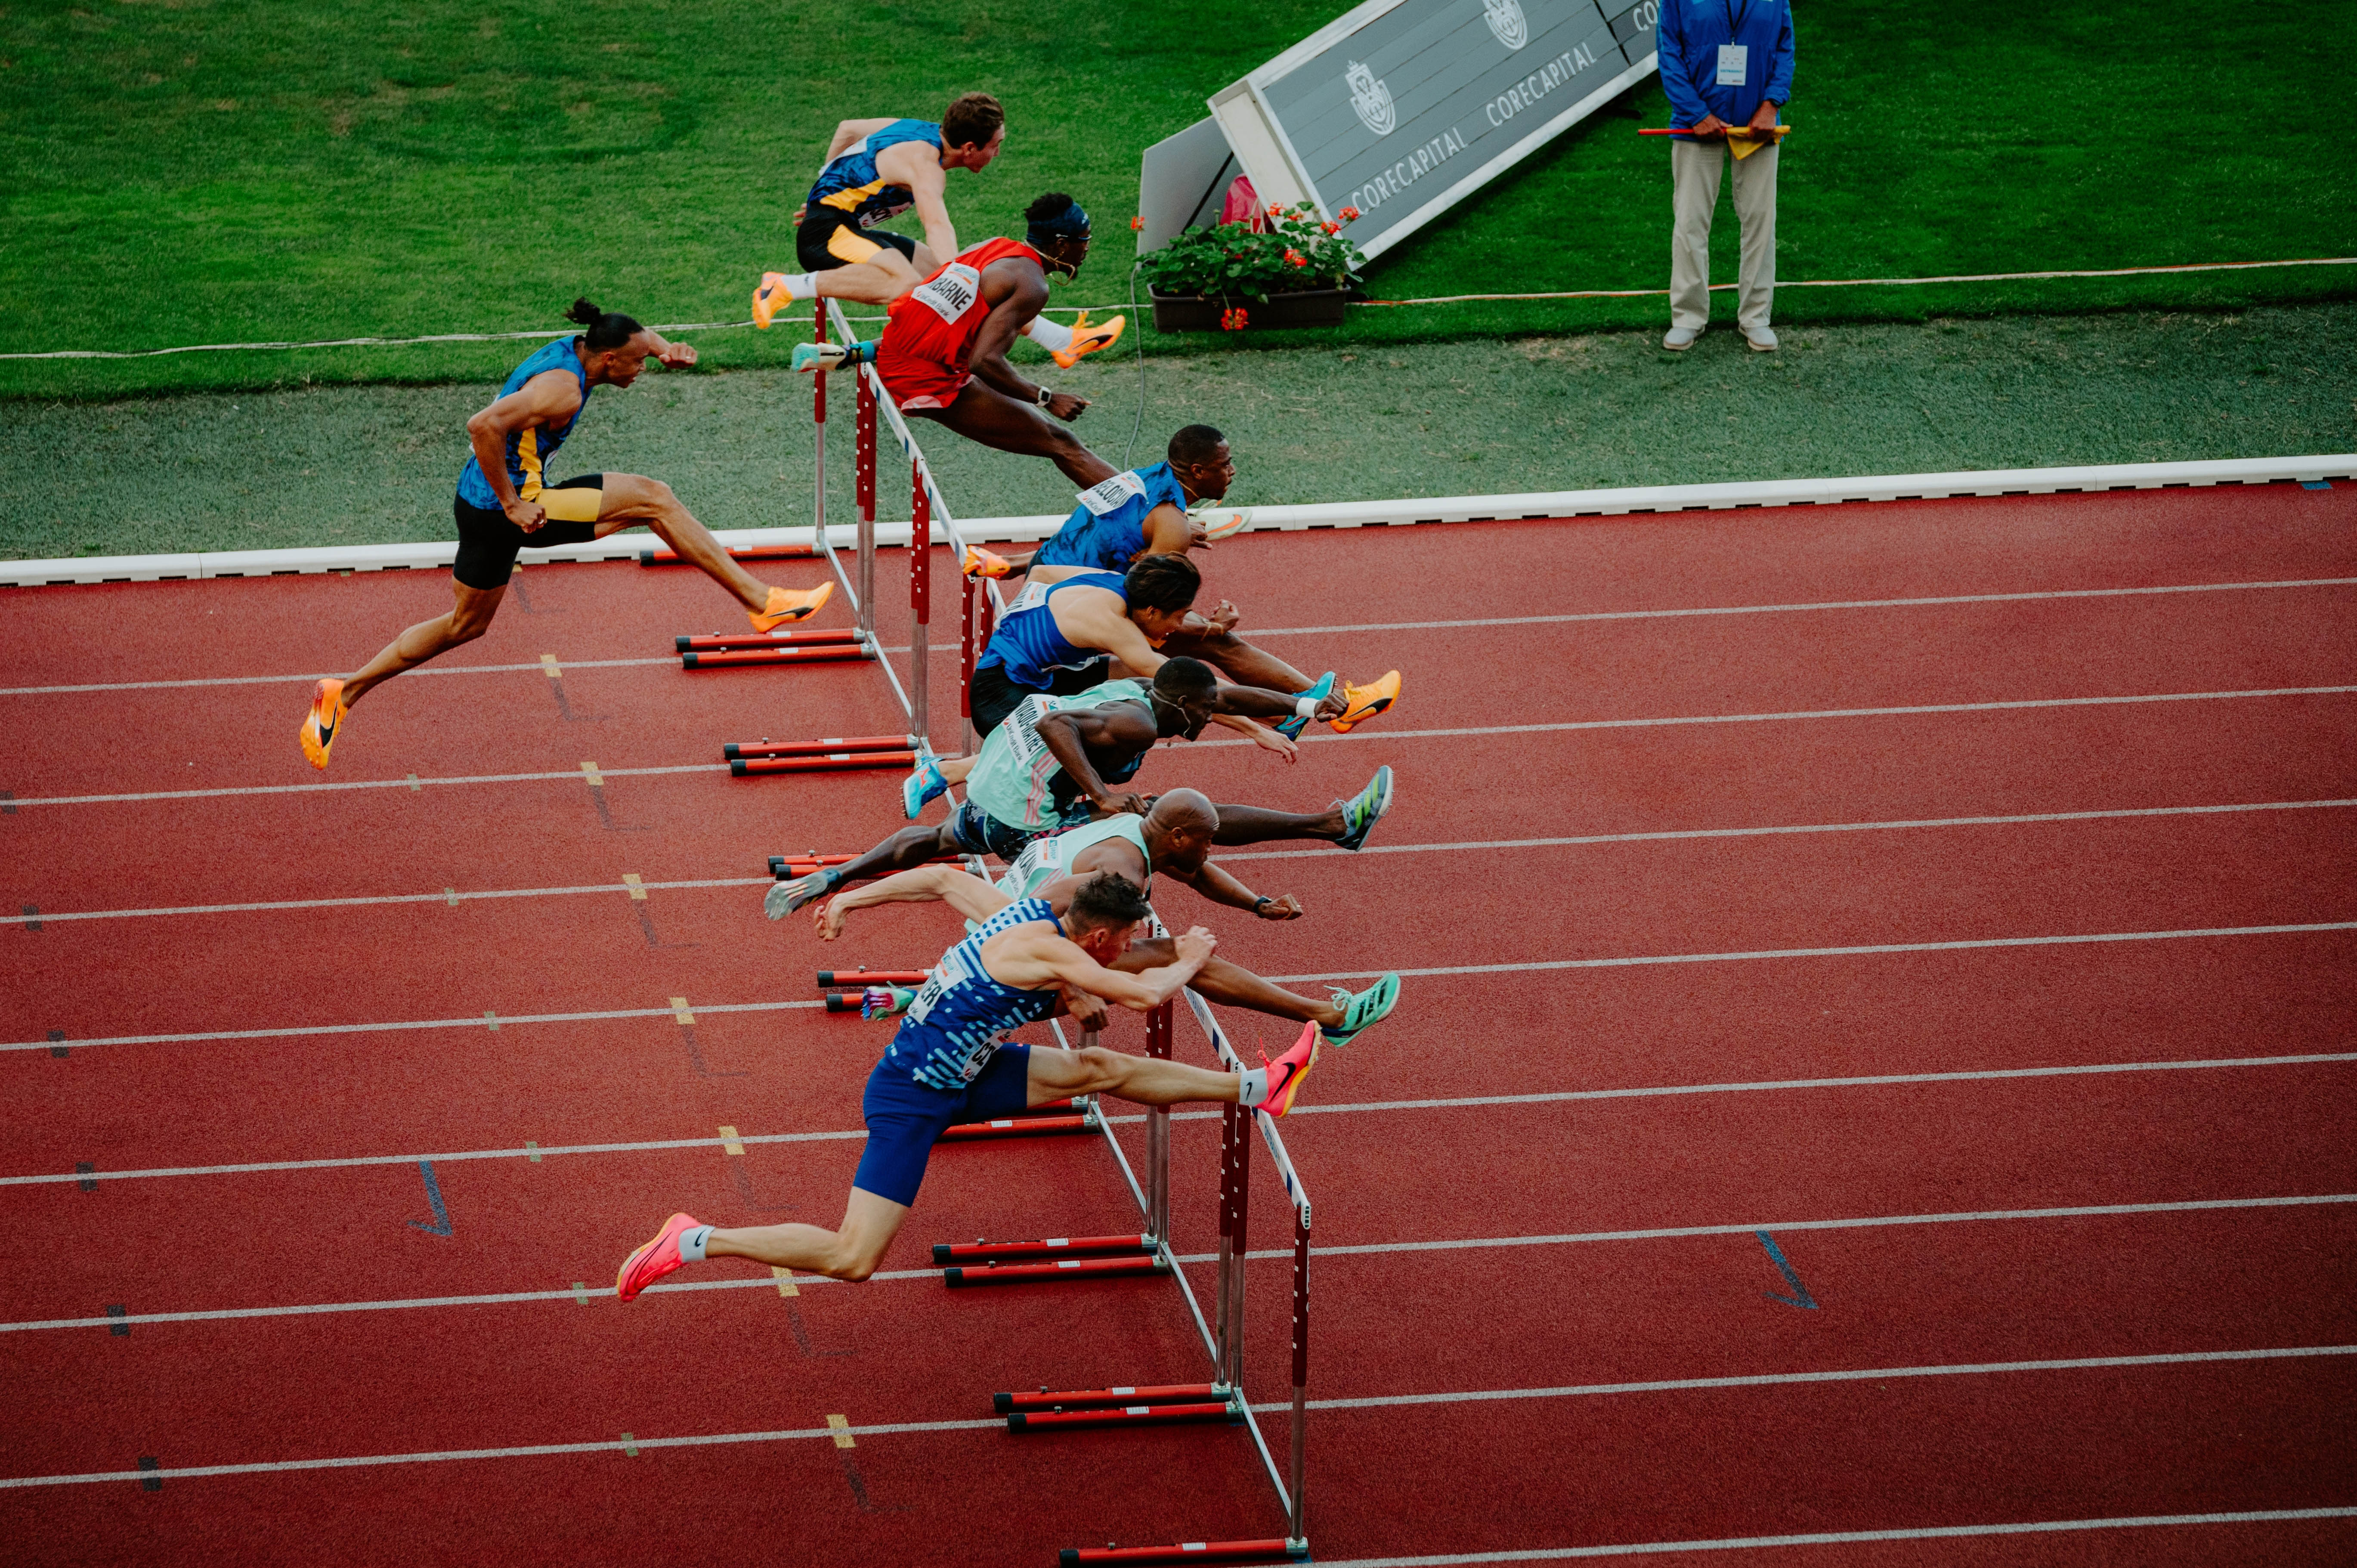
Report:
903,755,948,820
1320,973,1401,1047
764,866,841,920
1333,764,1394,851
1274,671,1335,741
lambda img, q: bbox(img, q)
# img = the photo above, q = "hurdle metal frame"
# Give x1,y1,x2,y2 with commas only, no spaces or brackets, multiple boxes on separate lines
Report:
810,298,1312,1558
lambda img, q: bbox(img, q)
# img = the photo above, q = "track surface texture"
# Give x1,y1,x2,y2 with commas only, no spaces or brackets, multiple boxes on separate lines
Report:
3,483,2354,1567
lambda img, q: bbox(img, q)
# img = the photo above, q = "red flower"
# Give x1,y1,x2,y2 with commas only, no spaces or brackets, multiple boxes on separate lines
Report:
1321,221,1340,235
1284,248,1308,268
1129,215,1144,231
1266,202,1284,217
1222,306,1250,331
1339,205,1362,222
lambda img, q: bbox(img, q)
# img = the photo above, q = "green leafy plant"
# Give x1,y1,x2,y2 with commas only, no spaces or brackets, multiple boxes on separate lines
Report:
1138,202,1367,303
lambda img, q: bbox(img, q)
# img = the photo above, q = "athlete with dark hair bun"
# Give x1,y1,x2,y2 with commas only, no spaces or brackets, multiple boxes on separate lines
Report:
789,192,1126,487
298,299,832,769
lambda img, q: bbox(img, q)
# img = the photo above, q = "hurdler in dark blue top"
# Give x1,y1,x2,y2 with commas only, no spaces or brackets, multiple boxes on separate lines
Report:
1657,0,1794,139
455,336,591,510
805,118,944,230
1032,463,1193,573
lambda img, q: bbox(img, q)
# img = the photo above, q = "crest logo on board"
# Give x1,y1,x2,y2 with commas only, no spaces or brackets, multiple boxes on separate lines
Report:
1482,0,1529,49
1346,59,1396,136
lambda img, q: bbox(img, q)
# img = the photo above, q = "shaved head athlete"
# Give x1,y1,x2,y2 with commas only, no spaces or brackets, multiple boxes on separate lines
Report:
616,872,1321,1293
815,789,1404,1048
791,193,1126,488
299,299,830,770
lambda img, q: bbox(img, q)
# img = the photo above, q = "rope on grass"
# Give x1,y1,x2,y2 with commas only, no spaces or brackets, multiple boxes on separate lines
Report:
5,256,2350,360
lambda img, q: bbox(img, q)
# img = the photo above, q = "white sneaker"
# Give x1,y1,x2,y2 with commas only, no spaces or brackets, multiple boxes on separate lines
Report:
1744,325,1779,352
1662,325,1702,351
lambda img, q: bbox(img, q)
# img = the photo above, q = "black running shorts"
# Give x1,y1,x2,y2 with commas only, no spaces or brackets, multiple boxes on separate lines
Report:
798,208,919,274
451,475,605,589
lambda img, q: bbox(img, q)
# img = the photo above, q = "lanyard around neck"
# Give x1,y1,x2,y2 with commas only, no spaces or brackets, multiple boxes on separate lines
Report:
1726,0,1755,37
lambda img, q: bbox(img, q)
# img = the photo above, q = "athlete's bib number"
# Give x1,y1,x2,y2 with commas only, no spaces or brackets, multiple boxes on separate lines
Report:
1076,470,1147,517
910,263,982,325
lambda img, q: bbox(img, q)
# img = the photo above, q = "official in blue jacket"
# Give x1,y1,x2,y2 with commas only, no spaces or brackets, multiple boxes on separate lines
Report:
1657,0,1795,352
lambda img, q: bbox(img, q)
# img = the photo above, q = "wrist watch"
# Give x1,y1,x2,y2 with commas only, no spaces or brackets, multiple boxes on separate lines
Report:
1035,385,1054,407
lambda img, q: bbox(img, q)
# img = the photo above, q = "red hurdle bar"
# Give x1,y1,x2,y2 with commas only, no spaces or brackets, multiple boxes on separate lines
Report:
730,750,915,777
935,1113,1091,1138
1058,1543,1306,1566
993,1381,1218,1413
936,1230,1143,1267
638,542,818,565
854,334,877,643
1008,1400,1237,1432
910,455,931,747
724,734,914,761
942,1253,1168,1288
815,968,930,987
683,646,870,671
679,628,862,654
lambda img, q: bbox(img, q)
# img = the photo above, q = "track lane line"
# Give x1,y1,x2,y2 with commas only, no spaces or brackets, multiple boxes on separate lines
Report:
9,575,2351,698
8,685,2354,806
14,1050,2351,1188
25,798,2354,926
3,1342,2348,1489
1305,1506,2357,1565
12,919,2351,1054
10,1193,2351,1335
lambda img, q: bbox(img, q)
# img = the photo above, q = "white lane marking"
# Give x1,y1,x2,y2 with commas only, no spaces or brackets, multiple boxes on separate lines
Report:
13,919,2351,1055
1243,575,2357,639
29,798,2356,926
0,998,820,1053
9,576,2351,697
1217,797,2357,865
1200,685,2357,751
1302,1506,2357,1566
10,1193,2352,1335
15,1051,2351,1188
5,762,721,807
3,1344,2347,1489
1271,1343,2357,1415
1264,919,2357,986
8,685,2355,806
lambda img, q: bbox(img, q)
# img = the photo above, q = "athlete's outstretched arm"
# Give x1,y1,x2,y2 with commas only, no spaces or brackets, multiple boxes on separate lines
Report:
1141,501,1204,557
814,865,1008,938
1035,704,1158,815
1167,858,1303,920
1056,592,1168,678
965,267,1067,411
1018,926,1216,1011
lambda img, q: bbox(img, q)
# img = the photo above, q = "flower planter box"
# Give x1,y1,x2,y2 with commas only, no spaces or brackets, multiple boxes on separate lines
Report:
1150,288,1351,333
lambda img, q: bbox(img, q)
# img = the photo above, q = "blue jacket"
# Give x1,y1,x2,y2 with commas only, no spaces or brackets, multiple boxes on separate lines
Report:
1658,0,1794,139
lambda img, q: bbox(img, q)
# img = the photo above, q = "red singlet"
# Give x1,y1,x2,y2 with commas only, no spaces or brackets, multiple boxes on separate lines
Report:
876,237,1047,411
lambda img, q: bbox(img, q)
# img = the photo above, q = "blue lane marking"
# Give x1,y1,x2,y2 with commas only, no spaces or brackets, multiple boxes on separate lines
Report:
2300,480,2332,491
408,1160,453,1237
1756,1230,1819,1309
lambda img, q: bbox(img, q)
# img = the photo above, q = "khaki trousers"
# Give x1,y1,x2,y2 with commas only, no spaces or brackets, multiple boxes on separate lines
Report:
1669,139,1779,332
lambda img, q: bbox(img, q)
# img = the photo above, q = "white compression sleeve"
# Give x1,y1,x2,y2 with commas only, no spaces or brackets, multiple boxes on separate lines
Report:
1024,317,1075,353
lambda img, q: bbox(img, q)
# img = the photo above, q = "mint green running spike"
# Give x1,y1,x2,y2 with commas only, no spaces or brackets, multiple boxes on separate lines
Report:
1321,972,1401,1046
1333,764,1394,851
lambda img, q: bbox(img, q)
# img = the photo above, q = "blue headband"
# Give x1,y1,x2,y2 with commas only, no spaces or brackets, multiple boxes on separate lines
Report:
1027,199,1091,241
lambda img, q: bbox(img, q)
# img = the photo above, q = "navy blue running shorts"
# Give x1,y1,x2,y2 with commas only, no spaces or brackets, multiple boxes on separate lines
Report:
854,1043,1034,1207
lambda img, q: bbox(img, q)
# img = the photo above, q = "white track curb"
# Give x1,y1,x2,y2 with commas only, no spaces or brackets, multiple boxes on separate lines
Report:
5,455,2348,588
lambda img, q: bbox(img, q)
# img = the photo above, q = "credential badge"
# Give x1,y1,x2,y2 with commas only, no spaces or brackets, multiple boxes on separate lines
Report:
1482,0,1529,49
1346,59,1396,136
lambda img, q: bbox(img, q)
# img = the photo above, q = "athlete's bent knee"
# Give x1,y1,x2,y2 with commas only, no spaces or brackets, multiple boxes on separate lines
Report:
1073,1045,1128,1093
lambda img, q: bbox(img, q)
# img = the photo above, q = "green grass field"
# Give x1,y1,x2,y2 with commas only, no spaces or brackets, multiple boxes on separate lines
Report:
8,303,2349,561
3,0,2352,401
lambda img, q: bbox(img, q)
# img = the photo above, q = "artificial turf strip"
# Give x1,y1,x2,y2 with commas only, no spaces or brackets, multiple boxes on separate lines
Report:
2,0,2353,398
4,301,2351,561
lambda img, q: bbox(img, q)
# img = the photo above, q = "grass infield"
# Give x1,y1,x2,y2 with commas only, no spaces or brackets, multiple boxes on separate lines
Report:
7,304,2350,561
2,0,2352,400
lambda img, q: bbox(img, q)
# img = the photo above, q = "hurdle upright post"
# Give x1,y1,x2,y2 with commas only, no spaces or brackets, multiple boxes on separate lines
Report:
1145,1000,1172,1246
810,307,827,557
910,458,931,748
1289,1204,1310,1548
854,358,877,644
1214,1100,1236,1374
959,562,977,757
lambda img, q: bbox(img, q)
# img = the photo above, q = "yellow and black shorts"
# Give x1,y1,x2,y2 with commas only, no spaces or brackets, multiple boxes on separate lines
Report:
798,207,919,274
452,475,605,589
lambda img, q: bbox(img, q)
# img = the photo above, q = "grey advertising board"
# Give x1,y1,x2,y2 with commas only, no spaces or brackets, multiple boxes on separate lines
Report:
1139,0,1657,259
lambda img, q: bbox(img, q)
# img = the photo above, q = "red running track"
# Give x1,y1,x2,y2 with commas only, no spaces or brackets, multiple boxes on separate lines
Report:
1,482,2354,1566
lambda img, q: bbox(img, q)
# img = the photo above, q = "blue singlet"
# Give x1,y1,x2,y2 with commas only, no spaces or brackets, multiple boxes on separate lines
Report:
455,337,591,510
1032,463,1193,572
805,119,944,230
974,569,1129,692
885,897,1066,1091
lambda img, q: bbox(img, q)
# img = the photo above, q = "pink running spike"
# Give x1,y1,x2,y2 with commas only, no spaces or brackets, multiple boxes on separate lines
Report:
1251,1021,1321,1117
616,1212,702,1302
